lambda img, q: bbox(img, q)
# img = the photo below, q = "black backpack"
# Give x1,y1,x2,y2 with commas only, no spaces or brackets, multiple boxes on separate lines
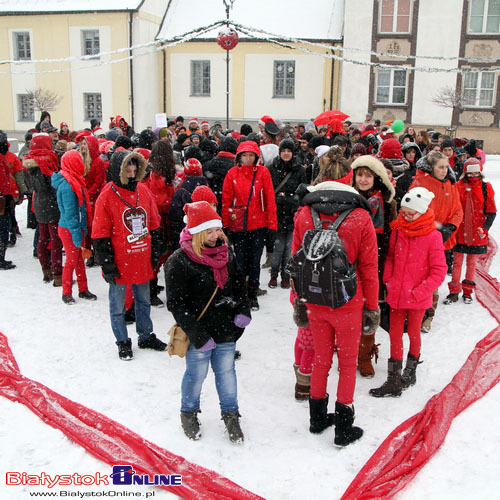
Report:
287,208,357,309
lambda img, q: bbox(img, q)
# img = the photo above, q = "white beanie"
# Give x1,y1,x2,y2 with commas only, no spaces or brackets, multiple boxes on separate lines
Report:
401,187,435,214
315,145,330,159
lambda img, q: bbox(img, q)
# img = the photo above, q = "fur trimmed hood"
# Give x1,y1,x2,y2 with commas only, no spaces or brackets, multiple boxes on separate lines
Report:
108,150,147,189
351,155,395,202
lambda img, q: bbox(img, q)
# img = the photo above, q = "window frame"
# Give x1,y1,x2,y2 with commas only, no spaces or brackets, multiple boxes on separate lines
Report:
462,71,496,108
273,60,296,99
83,92,102,121
378,0,412,34
190,60,211,97
81,29,100,58
17,94,34,122
13,31,31,61
468,0,500,34
375,68,408,105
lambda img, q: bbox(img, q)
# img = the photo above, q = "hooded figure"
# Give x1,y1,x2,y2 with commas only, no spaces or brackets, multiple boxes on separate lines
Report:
395,142,423,205
92,150,165,360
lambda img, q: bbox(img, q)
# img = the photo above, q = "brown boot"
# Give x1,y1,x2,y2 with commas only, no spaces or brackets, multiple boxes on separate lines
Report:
53,275,63,287
293,364,311,401
358,335,379,378
42,268,53,283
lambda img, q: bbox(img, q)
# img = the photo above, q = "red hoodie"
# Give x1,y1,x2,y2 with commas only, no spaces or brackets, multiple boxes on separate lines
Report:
83,135,106,207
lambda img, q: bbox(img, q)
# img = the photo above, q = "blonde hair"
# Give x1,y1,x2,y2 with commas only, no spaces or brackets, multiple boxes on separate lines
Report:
313,146,351,185
427,151,447,168
191,228,227,257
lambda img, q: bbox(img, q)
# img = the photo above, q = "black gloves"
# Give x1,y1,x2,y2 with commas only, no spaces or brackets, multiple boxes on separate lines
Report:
438,223,456,243
103,268,120,285
150,228,162,270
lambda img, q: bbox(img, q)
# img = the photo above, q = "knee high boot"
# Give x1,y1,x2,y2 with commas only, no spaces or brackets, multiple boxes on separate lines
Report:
358,334,379,378
369,358,403,398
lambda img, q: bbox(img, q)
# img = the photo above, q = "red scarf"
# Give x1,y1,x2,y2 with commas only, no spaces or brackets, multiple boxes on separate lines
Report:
24,149,59,176
463,177,481,246
179,228,229,289
391,208,436,237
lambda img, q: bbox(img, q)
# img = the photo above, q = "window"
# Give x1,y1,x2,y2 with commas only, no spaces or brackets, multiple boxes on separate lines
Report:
463,71,495,107
190,60,210,96
82,30,100,57
376,69,407,104
379,0,411,33
84,93,102,121
17,94,34,121
14,32,31,60
273,60,295,98
469,0,500,33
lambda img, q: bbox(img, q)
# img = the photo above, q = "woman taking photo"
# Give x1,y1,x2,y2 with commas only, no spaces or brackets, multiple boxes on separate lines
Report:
221,141,277,310
165,201,251,443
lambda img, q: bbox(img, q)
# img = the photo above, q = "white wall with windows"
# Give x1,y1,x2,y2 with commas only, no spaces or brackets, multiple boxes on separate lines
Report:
339,0,373,121
243,53,324,120
168,52,227,119
68,25,112,129
412,0,462,125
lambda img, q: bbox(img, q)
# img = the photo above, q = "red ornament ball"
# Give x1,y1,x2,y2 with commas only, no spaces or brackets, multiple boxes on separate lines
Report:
217,29,239,50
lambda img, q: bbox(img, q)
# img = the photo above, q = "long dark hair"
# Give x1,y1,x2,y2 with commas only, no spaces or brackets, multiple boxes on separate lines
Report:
149,140,176,183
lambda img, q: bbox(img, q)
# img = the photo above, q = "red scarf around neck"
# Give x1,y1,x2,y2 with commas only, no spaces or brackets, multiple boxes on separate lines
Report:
391,208,437,237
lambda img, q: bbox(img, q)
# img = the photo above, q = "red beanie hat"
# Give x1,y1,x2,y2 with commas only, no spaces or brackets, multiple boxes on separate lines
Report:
378,138,403,159
133,147,150,160
192,185,218,205
463,157,482,173
75,130,92,144
184,201,222,234
184,158,202,176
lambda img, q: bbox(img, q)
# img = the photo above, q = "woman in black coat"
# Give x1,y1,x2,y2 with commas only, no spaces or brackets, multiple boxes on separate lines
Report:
165,201,250,444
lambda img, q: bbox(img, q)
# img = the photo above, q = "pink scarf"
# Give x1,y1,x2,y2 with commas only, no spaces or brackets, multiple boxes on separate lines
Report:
179,228,229,289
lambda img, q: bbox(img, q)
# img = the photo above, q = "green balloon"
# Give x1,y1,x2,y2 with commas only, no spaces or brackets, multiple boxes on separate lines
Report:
392,120,404,133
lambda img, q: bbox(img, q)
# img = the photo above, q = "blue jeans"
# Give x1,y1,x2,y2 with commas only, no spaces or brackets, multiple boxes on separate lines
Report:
108,281,153,344
271,231,293,279
181,342,238,413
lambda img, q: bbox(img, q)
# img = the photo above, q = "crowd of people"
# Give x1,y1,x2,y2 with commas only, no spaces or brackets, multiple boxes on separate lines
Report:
0,110,496,447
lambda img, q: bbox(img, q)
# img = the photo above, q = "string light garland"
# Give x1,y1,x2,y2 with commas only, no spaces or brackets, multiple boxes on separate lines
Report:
1,18,499,75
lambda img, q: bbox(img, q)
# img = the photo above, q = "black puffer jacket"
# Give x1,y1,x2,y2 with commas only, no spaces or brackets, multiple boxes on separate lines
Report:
26,166,60,224
268,156,306,232
165,244,250,348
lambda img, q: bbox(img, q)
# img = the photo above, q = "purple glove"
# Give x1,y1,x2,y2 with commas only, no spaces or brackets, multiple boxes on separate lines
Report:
198,338,216,352
234,314,251,328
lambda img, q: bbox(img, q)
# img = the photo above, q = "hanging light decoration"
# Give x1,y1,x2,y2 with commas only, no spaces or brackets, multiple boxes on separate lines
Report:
217,27,239,50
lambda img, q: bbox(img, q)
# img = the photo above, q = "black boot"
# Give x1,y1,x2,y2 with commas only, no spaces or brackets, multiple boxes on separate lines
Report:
138,333,167,351
309,395,335,434
401,354,421,389
221,410,244,443
0,242,15,270
181,409,202,440
334,402,363,447
369,358,403,398
117,338,133,361
150,278,164,307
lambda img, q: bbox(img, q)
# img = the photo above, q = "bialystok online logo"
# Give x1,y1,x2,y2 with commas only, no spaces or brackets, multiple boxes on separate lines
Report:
5,465,182,488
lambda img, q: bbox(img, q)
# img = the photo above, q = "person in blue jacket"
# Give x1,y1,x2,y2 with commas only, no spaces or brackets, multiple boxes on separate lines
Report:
51,150,97,304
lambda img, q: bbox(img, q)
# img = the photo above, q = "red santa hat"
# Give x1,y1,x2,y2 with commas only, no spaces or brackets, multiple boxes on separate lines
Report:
192,185,218,205
184,201,222,235
201,120,209,127
258,115,276,127
183,157,202,176
189,117,199,126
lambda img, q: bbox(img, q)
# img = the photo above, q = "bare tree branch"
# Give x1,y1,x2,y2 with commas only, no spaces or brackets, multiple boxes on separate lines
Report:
25,88,63,112
431,85,465,112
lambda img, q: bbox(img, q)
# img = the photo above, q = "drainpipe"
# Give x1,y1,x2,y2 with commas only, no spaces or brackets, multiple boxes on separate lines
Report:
129,11,135,127
329,43,336,110
162,47,167,113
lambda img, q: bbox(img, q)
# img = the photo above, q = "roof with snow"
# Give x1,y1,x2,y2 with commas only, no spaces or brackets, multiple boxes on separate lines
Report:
156,0,344,42
0,0,142,13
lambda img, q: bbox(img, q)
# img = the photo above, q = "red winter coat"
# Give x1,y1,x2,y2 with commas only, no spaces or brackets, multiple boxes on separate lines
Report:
0,155,11,196
384,227,447,310
84,136,106,207
92,183,160,285
410,170,463,250
221,164,278,231
145,172,175,215
292,184,379,313
455,177,496,252
5,151,24,199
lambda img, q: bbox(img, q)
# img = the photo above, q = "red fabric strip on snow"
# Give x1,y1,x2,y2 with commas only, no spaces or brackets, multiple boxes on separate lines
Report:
341,237,500,500
0,335,264,500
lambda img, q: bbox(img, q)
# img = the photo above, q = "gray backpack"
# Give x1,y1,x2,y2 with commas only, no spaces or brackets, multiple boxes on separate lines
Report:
286,208,357,308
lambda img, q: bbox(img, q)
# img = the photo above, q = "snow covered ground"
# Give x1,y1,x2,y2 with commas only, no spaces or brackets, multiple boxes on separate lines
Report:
1,157,500,500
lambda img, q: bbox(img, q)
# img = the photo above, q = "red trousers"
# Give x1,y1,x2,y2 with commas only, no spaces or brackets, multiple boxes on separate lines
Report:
308,307,362,405
389,308,426,360
58,227,88,296
38,222,63,275
449,252,480,294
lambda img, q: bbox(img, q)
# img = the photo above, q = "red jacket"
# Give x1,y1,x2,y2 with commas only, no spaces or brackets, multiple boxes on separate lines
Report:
384,227,447,310
410,170,463,250
92,183,160,285
84,136,106,207
292,184,379,313
5,151,23,199
455,177,496,249
145,172,175,215
0,155,11,196
221,164,278,231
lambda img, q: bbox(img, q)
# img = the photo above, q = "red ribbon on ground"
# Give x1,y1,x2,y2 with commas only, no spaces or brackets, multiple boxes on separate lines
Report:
341,237,500,500
0,334,264,500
